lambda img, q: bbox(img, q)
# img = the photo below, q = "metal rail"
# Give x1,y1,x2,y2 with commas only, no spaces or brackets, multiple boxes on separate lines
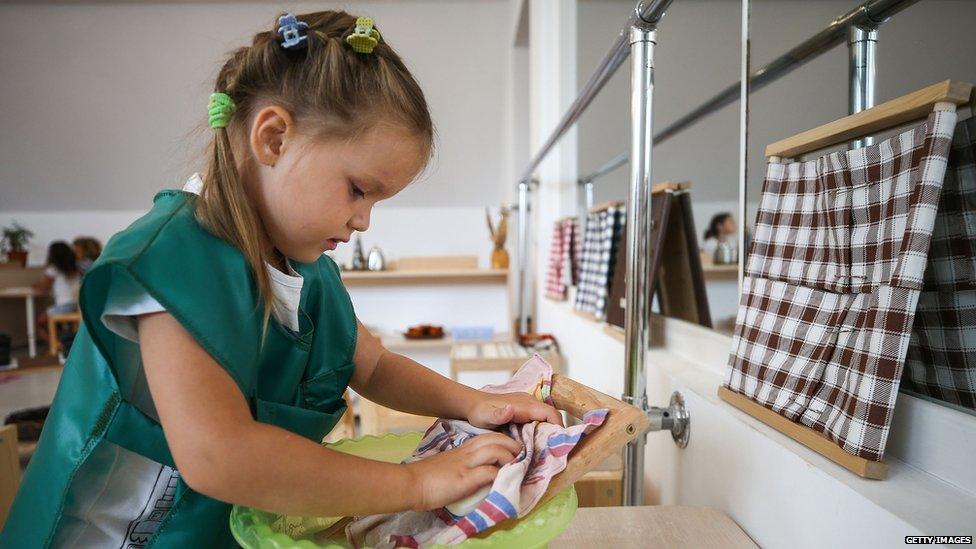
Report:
576,0,917,185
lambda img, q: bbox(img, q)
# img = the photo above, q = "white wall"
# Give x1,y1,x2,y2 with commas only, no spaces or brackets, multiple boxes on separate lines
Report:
0,2,521,340
0,0,514,212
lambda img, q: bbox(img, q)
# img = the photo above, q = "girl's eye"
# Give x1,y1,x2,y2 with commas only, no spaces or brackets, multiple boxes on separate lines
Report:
350,181,366,198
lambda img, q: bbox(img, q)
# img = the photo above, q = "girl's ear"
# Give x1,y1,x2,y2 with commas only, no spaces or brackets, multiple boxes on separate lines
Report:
249,105,295,168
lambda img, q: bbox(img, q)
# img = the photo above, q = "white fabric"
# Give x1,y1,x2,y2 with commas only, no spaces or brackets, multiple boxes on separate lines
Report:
55,442,179,548
44,265,80,307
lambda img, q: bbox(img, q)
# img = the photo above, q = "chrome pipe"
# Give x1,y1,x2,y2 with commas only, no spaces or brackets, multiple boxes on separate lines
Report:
516,179,530,335
849,25,878,149
514,0,674,335
622,22,656,508
578,0,917,181
515,0,674,185
578,151,629,188
738,0,750,293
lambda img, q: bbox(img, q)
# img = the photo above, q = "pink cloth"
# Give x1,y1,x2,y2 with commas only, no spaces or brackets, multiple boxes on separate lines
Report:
346,355,607,548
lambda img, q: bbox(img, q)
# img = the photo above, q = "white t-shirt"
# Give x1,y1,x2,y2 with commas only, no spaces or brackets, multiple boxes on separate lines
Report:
57,174,306,547
44,266,80,306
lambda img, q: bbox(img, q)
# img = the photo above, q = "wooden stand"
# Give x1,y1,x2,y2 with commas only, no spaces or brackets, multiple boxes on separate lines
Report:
717,386,887,479
606,182,712,330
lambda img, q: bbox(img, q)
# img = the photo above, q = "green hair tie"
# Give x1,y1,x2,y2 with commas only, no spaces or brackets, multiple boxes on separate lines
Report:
346,17,380,54
208,92,236,129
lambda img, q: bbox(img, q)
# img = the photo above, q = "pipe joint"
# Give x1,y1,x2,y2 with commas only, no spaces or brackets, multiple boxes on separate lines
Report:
644,392,690,448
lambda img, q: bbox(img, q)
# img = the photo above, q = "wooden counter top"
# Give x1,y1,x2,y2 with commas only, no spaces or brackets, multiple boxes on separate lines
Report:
553,506,755,548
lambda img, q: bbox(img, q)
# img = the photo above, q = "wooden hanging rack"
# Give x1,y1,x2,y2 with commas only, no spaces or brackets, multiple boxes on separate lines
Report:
722,80,974,481
765,79,973,159
587,182,692,215
588,200,625,214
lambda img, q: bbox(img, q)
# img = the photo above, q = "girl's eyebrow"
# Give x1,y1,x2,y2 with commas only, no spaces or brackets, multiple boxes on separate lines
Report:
362,173,391,196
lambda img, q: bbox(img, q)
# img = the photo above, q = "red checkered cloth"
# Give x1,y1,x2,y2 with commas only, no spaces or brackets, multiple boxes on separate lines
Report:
546,219,576,301
903,116,976,410
726,108,957,462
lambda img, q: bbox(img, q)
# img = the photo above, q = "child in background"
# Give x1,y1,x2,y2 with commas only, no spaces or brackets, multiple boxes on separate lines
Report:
1,11,560,547
72,236,103,274
702,212,738,258
33,241,81,345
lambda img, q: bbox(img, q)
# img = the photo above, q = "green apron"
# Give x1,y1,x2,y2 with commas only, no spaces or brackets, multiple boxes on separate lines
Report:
0,190,357,548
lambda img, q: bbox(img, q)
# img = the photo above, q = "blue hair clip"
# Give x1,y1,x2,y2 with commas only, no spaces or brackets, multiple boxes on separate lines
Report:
277,13,309,50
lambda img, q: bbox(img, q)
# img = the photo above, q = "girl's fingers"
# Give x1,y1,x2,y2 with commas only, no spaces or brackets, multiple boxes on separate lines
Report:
492,404,515,425
470,432,522,454
468,465,501,489
540,403,563,426
469,444,517,467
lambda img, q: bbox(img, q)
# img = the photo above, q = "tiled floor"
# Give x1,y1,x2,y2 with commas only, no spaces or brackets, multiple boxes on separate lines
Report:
0,367,61,421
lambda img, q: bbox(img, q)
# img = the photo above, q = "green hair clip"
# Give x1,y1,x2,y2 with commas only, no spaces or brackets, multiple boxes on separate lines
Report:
346,17,380,54
208,92,236,129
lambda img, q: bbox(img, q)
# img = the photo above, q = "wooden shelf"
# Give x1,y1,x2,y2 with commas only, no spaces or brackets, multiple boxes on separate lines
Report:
340,269,508,286
380,332,512,351
702,263,738,280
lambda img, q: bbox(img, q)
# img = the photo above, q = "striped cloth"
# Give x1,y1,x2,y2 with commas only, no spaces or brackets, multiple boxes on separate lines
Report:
903,116,976,410
347,355,606,548
726,108,957,461
574,206,626,318
545,218,580,300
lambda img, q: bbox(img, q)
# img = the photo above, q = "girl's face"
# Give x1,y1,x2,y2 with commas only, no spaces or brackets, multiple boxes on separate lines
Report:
247,111,427,263
720,217,737,237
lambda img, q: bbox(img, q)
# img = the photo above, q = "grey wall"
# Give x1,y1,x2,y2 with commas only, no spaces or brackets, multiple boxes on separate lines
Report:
0,0,511,211
578,0,976,223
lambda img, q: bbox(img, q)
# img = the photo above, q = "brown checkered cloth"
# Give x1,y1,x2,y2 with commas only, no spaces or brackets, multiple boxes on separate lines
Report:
726,108,957,462
903,116,976,410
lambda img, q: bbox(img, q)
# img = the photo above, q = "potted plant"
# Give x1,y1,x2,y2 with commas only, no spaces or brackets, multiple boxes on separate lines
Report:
2,221,34,267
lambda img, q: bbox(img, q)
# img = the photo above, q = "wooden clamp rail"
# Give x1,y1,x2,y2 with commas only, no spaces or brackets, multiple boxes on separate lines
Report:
322,375,650,541
717,387,887,480
765,80,973,159
468,374,650,539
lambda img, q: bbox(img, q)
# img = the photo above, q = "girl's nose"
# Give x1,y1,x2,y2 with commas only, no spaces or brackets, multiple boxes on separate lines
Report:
350,207,371,232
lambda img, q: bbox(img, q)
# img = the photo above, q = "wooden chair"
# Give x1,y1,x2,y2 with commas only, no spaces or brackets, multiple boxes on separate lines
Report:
47,311,81,357
0,424,21,531
323,392,358,444
357,397,435,436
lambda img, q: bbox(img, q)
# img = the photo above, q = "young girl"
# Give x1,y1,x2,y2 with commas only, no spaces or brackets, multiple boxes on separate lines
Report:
33,241,81,345
1,11,559,547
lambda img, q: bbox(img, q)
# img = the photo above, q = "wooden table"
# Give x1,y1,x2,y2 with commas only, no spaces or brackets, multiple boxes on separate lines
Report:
0,287,42,358
553,506,756,548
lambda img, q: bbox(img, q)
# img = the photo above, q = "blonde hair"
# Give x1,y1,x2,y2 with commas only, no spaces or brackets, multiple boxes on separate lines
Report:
196,10,434,324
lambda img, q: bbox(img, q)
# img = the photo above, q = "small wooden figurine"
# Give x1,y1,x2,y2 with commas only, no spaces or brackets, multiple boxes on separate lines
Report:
486,207,510,269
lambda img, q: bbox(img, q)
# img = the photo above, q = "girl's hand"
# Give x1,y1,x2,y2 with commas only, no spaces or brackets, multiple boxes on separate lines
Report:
466,391,563,429
404,433,521,511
